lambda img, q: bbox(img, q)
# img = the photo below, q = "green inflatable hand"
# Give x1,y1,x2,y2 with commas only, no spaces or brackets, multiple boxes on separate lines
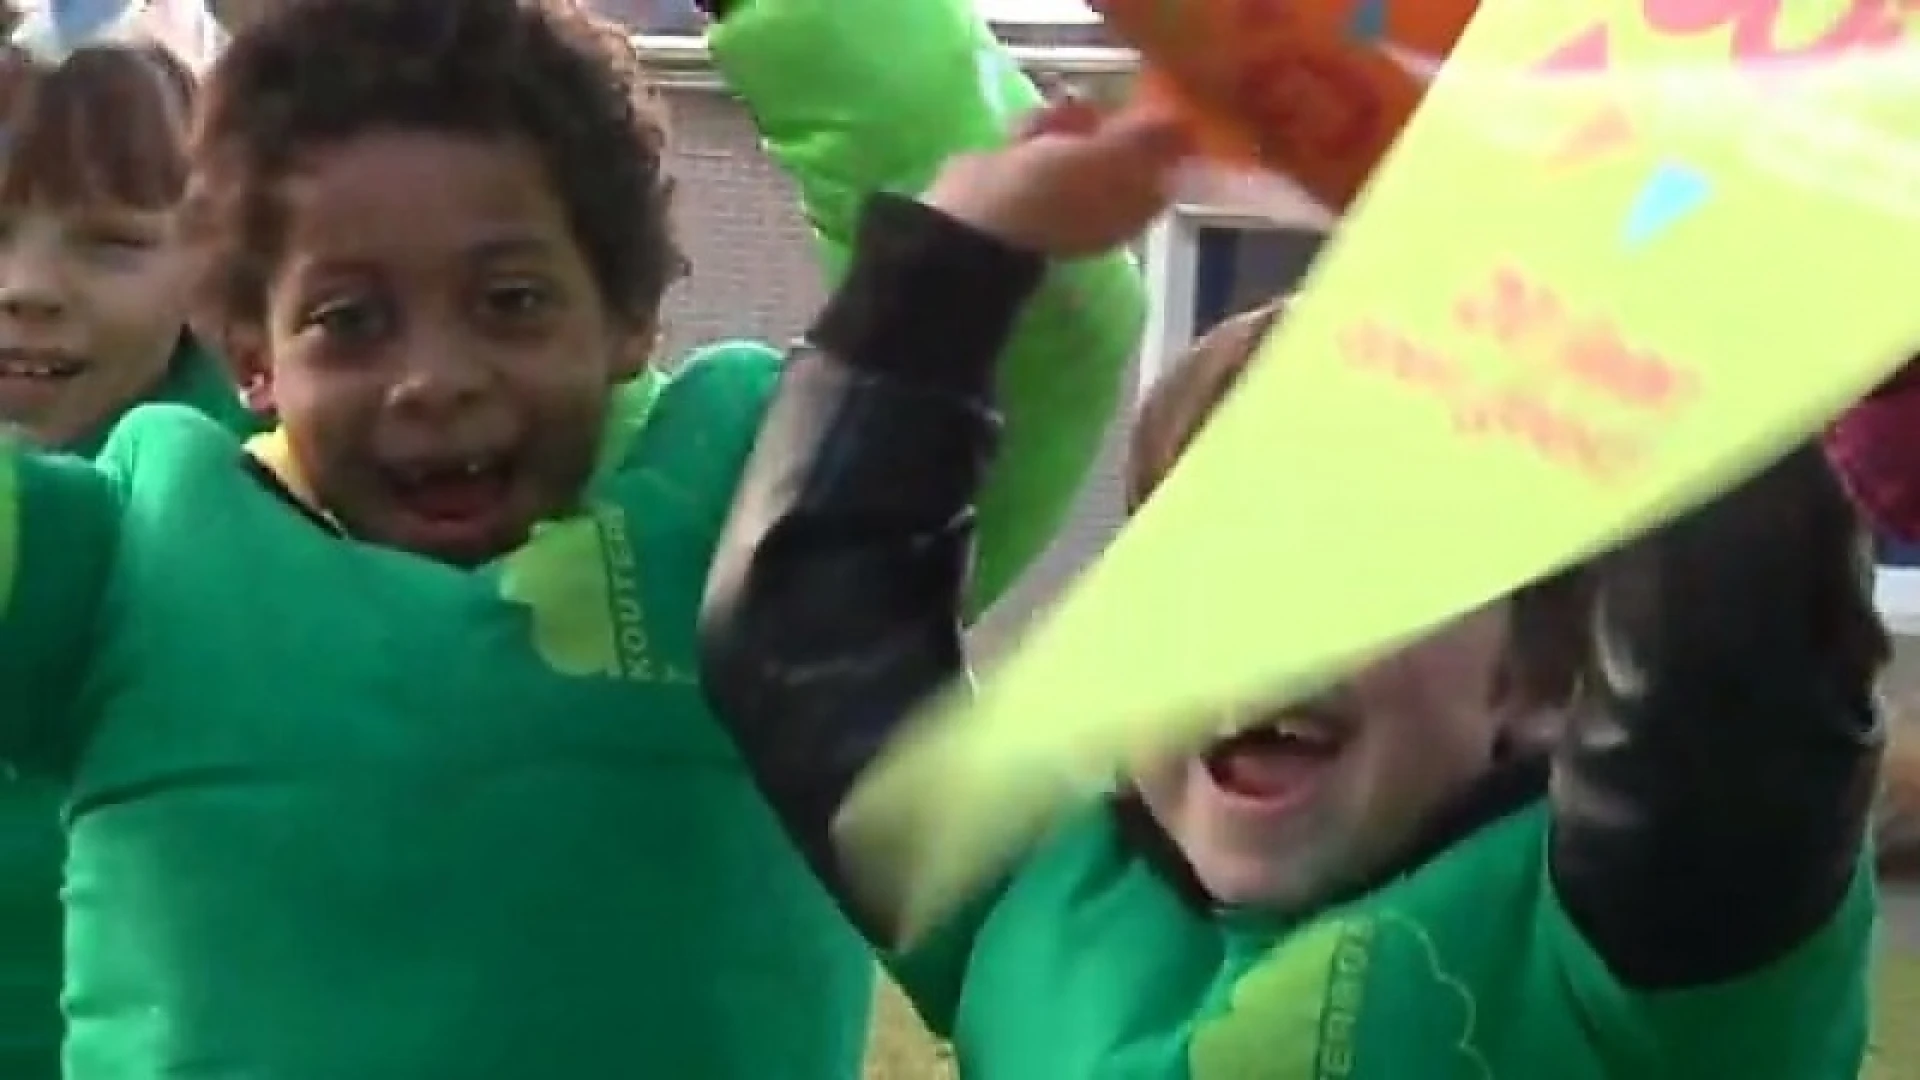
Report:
708,0,1147,616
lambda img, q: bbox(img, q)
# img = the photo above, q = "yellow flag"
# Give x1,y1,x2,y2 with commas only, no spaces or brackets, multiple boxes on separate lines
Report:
839,0,1920,939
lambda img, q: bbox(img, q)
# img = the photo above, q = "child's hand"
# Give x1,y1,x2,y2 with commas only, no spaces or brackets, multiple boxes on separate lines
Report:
923,101,1188,257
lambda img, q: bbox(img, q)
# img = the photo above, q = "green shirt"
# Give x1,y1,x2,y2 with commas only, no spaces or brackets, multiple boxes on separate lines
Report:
61,338,257,459
0,337,256,1080
0,340,1104,1078
2,346,822,1078
896,802,1873,1079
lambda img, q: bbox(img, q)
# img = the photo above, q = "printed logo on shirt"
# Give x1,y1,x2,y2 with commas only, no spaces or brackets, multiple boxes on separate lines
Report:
1189,913,1490,1079
497,503,693,684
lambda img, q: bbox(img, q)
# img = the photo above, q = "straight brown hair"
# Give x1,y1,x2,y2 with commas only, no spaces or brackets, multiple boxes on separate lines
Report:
1127,299,1283,513
0,43,194,211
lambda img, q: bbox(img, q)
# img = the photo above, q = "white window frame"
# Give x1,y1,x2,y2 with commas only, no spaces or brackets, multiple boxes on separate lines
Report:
1879,567,1920,636
1138,179,1333,400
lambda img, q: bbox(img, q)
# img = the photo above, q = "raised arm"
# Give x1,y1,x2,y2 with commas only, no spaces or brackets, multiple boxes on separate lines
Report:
700,113,1176,1041
0,436,120,766
701,0,1146,611
699,191,1038,940
1551,445,1883,988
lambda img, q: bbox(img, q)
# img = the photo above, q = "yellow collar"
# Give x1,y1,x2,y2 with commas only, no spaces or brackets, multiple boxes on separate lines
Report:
243,371,666,519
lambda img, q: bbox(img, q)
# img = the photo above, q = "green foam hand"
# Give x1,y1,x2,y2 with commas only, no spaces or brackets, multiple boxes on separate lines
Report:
709,0,1147,612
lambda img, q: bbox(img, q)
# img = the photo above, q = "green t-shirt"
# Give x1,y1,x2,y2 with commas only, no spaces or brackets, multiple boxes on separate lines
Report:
0,336,256,1080
0,345,871,1079
60,337,258,459
896,802,1873,1079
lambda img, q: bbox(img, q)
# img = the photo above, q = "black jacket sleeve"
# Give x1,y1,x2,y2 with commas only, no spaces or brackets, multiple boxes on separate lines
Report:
698,193,1043,944
1550,445,1886,989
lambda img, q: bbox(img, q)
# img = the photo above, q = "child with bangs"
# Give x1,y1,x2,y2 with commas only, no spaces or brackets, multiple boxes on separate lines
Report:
0,0,1166,1075
0,39,249,451
0,29,256,1080
704,298,1887,1077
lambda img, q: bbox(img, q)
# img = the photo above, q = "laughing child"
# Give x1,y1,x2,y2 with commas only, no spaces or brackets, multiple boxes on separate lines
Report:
0,37,257,1079
0,0,1166,1075
703,300,1885,1077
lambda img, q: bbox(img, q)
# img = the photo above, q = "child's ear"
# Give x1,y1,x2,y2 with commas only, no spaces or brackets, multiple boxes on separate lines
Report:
610,321,658,383
217,323,276,416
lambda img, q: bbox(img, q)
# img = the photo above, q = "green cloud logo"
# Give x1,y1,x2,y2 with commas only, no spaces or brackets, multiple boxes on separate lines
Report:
498,517,621,679
1190,917,1352,1080
1189,913,1489,1080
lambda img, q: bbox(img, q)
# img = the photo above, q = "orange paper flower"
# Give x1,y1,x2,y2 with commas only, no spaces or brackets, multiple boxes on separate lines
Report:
1095,0,1477,210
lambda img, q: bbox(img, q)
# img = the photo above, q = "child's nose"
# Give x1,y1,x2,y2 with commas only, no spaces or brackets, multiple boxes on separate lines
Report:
389,346,490,418
0,258,69,322
0,288,64,321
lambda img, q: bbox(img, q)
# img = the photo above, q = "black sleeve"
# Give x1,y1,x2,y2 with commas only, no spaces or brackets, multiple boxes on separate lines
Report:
1550,445,1886,989
698,193,1044,945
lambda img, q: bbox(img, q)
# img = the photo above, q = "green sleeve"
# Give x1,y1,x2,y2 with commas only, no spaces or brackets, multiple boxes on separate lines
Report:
707,0,1146,614
1542,853,1874,1076
646,342,782,526
0,436,120,762
882,877,1005,1041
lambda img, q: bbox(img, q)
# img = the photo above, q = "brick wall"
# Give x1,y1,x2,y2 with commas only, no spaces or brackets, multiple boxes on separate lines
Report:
656,91,824,360
657,79,1136,657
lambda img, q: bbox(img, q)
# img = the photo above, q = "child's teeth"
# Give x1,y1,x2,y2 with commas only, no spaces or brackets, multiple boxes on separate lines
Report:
1271,718,1332,744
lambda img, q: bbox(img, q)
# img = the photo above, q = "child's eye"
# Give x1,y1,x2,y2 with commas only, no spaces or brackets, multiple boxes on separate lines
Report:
303,298,391,345
84,232,152,249
480,280,555,322
80,231,158,261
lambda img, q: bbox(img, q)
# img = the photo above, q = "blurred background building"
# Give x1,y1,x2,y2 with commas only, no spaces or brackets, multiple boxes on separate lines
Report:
616,2,1337,654
201,0,1920,667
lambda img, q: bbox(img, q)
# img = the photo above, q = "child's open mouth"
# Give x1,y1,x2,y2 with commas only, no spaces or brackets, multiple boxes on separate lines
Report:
1202,711,1350,811
0,349,85,413
383,452,522,558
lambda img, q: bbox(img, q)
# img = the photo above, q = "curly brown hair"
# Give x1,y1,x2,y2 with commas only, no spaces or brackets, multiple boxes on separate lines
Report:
179,0,681,332
1128,298,1594,717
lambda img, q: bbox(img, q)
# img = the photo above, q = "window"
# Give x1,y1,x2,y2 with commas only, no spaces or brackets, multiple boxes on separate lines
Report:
1191,226,1324,334
1140,176,1330,393
597,0,703,34
1879,536,1920,636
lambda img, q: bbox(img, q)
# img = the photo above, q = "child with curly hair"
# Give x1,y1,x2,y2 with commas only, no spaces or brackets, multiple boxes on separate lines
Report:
0,30,256,1078
705,299,1885,1078
0,0,1166,1075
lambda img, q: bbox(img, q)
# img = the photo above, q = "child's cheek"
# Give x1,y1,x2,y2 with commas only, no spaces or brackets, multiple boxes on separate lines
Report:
1131,758,1194,825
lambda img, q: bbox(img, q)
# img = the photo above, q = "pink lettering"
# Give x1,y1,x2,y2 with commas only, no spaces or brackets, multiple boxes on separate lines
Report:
1455,388,1641,483
1537,0,1912,81
1454,266,1563,349
1643,0,1909,60
1535,24,1612,73
1556,324,1695,413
